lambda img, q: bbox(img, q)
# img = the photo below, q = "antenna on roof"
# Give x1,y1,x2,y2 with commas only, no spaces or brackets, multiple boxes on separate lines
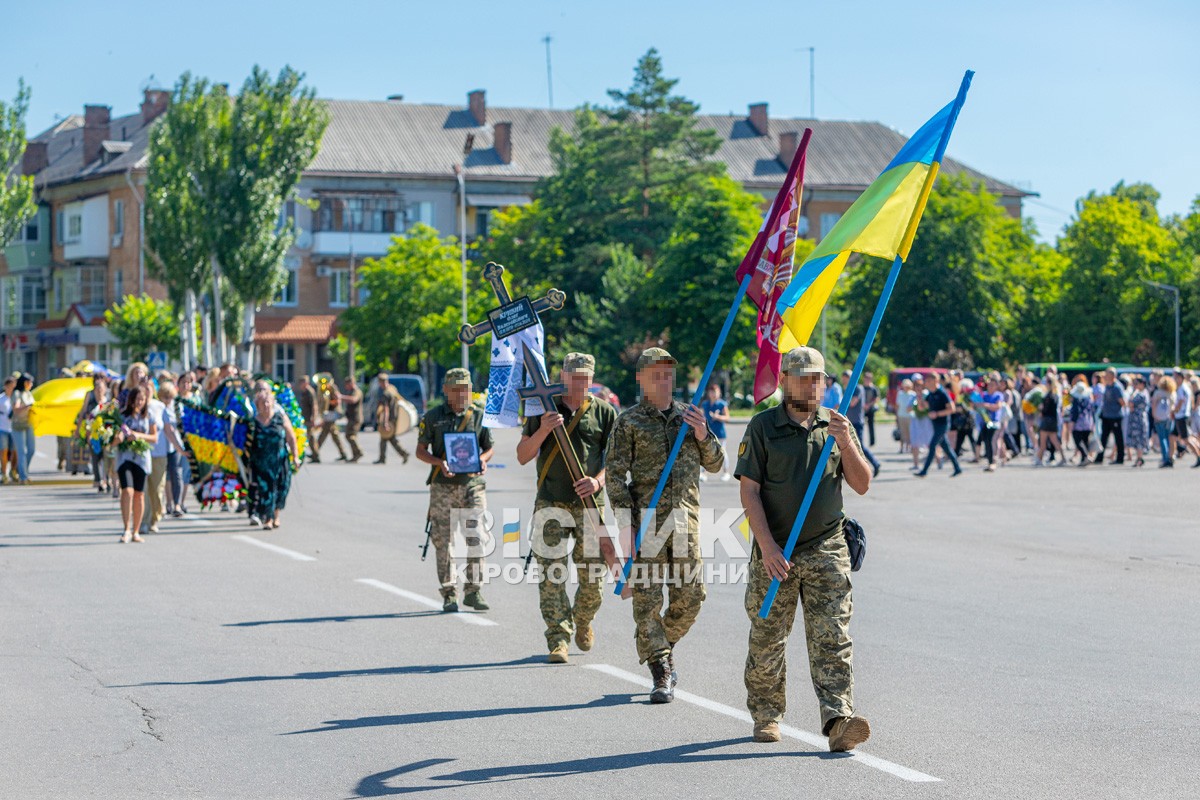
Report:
542,35,554,109
139,73,160,92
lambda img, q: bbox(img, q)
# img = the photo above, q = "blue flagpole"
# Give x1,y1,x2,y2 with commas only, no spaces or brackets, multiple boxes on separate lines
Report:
614,273,752,595
758,253,904,618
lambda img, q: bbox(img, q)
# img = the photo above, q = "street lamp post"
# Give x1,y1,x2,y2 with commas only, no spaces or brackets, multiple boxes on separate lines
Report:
1141,278,1180,366
456,134,475,371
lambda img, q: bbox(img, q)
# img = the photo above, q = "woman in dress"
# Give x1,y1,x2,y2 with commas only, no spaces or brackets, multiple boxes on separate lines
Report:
1125,376,1149,467
245,380,300,530
9,374,36,484
907,375,934,471
1035,374,1065,467
114,384,159,543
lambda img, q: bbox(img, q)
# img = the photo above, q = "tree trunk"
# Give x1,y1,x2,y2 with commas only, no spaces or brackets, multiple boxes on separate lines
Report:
201,302,213,367
211,254,226,365
241,303,256,373
182,289,197,369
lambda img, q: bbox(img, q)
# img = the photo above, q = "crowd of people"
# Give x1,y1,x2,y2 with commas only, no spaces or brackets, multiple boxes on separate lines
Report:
891,366,1200,474
1,362,426,540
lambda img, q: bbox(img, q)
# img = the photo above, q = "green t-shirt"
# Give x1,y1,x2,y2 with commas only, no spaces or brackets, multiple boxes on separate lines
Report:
734,405,862,552
521,397,617,504
417,402,493,487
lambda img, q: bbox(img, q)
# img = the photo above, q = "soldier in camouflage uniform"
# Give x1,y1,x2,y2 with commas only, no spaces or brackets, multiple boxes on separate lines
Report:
736,346,873,751
516,352,617,664
414,368,494,613
606,347,725,703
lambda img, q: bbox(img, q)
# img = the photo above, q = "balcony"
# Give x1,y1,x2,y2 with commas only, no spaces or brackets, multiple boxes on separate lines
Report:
311,231,397,257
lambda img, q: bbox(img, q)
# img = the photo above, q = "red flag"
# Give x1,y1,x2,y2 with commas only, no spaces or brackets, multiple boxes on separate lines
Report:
735,128,812,403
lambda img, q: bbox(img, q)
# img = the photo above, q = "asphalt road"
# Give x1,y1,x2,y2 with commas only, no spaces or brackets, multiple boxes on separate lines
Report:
1,423,1198,799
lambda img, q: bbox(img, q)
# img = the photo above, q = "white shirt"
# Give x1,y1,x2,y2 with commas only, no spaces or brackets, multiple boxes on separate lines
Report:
895,389,916,419
1176,383,1193,420
148,399,174,458
0,393,12,433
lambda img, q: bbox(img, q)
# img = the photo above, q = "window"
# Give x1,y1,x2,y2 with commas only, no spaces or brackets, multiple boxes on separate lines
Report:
329,269,350,307
475,208,490,238
0,275,46,328
406,201,434,229
274,344,296,383
796,215,810,238
820,212,842,238
113,200,125,241
278,199,298,234
113,270,123,302
67,214,82,242
273,266,298,306
56,211,65,244
316,195,404,233
54,266,107,310
15,214,39,243
97,343,126,375
47,347,58,375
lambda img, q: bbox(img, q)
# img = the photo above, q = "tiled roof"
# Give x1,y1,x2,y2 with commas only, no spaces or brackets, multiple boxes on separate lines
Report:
27,98,1028,199
31,112,151,189
254,314,338,344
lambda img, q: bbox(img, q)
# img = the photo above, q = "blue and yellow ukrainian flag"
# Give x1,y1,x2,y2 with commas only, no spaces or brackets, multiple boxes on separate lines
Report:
776,71,974,348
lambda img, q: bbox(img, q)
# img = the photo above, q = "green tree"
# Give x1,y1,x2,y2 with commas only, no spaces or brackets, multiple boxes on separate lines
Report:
1056,182,1183,362
486,50,761,388
340,225,491,375
1,79,36,248
104,296,180,363
144,68,328,370
145,74,219,367
217,66,329,370
838,174,1034,367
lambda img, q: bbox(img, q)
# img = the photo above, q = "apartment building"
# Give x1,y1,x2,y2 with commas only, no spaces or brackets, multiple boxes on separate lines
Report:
1,88,1030,382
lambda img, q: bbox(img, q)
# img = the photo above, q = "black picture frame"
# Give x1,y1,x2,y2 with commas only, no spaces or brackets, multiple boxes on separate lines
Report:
444,431,482,474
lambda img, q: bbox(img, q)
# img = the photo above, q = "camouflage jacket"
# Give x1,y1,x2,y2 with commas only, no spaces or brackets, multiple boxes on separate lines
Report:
605,399,726,534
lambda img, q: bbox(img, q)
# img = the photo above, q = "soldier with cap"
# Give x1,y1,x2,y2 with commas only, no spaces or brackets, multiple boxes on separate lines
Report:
373,372,410,465
516,352,618,663
736,346,873,751
606,347,726,703
415,368,494,612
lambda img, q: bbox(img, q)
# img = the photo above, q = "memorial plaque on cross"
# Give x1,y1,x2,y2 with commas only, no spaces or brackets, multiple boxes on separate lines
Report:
458,262,620,579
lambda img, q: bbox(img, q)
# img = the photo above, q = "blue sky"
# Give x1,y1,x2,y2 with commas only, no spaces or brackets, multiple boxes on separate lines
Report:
3,0,1197,241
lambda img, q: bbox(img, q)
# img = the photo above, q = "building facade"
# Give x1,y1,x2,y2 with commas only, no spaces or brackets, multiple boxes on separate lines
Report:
1,88,1030,382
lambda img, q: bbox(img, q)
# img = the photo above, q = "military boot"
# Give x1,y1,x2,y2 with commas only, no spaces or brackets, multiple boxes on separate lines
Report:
574,620,594,652
463,591,489,611
666,642,678,687
548,642,569,664
442,595,459,613
648,656,674,704
827,715,871,752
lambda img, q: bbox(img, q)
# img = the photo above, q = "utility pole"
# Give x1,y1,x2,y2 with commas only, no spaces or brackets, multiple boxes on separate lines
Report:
543,35,554,108
1141,278,1181,366
808,47,815,118
456,134,475,370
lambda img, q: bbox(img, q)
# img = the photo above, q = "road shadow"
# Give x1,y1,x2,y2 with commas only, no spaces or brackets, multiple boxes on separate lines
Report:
354,738,833,796
225,612,442,627
112,655,547,688
285,693,638,735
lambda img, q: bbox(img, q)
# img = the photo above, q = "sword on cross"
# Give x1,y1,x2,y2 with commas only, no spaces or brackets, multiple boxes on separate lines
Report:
458,262,623,585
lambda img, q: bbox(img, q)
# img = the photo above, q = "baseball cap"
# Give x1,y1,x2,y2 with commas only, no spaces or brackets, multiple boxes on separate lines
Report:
444,368,472,386
636,347,676,371
563,352,595,373
781,346,825,375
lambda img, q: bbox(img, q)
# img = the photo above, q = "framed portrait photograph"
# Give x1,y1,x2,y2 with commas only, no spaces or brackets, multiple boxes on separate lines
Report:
443,431,482,475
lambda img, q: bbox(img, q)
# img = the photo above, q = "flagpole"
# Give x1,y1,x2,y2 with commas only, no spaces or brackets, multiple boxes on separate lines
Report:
758,253,904,617
614,273,752,595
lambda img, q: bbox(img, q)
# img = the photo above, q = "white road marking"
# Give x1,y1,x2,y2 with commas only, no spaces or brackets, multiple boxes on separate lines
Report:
355,578,498,627
184,517,214,526
231,535,316,562
584,663,940,783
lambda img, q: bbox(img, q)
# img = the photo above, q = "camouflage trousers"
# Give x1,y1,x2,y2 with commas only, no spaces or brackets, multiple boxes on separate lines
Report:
428,482,487,599
630,517,705,664
532,499,606,650
744,533,854,731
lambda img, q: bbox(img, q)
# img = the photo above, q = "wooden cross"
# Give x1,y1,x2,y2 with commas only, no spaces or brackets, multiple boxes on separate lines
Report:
458,262,620,578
